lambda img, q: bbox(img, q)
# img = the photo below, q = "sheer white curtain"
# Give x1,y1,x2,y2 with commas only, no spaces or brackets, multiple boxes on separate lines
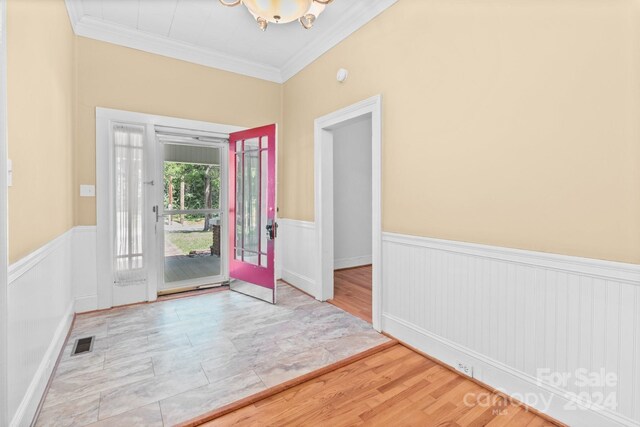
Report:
113,124,146,286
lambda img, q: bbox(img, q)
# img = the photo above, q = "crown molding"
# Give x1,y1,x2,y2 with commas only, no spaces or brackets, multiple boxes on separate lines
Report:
74,16,284,82
64,0,398,84
64,0,83,33
280,0,398,82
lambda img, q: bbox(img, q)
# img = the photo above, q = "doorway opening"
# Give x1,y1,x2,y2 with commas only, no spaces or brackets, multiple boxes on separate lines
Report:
96,109,278,308
328,115,373,323
314,95,382,331
158,139,226,295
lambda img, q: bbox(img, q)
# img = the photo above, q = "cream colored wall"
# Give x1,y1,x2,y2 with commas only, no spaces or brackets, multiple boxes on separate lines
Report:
8,0,640,264
282,0,640,264
75,37,282,226
7,0,75,263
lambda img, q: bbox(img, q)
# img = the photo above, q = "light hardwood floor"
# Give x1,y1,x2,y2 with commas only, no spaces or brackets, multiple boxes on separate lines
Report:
329,265,373,323
203,344,561,427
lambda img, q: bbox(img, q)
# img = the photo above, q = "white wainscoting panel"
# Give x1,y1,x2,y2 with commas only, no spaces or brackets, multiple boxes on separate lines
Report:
278,219,318,298
9,224,638,426
72,226,98,313
382,232,640,427
7,229,75,427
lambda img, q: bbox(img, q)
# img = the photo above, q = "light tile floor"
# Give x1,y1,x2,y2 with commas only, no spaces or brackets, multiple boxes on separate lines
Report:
35,283,389,427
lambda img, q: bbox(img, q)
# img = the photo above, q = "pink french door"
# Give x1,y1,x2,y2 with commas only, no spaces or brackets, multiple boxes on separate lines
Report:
228,124,277,303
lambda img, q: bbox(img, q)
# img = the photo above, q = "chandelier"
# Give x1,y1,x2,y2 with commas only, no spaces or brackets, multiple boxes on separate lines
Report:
219,0,334,31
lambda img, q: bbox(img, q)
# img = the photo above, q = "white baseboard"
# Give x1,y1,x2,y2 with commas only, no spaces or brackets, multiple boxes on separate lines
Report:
281,269,317,298
10,302,74,427
383,313,636,427
334,255,371,270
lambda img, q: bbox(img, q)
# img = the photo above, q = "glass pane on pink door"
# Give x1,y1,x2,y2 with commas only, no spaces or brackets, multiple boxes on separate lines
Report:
228,125,277,303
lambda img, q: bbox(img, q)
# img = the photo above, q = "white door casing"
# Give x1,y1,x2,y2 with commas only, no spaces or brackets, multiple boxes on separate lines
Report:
0,0,9,423
96,108,243,309
314,95,383,331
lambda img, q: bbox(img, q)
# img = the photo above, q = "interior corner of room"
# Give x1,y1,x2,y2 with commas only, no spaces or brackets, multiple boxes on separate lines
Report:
2,0,640,426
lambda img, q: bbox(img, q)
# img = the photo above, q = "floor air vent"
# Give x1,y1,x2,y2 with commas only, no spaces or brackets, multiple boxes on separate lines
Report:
72,336,94,356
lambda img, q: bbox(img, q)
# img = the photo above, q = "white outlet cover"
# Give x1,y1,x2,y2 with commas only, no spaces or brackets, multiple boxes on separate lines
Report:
80,184,96,197
455,362,474,377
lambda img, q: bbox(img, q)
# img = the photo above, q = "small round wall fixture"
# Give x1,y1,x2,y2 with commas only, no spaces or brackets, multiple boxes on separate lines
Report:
219,0,334,31
337,68,349,83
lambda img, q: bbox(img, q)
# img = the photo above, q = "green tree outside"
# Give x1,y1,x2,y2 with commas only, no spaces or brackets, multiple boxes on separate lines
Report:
164,162,220,230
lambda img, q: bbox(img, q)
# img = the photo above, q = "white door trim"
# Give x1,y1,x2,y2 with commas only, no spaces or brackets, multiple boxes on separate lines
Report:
314,95,383,331
0,0,9,423
96,107,244,309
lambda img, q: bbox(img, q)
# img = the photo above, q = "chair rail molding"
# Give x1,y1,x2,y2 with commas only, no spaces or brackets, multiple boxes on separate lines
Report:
7,231,71,284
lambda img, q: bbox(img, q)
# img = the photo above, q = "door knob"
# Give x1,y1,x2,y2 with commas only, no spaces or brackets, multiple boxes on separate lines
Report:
266,220,278,240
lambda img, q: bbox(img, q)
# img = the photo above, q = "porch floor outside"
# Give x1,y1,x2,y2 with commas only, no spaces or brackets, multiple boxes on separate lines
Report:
163,219,221,288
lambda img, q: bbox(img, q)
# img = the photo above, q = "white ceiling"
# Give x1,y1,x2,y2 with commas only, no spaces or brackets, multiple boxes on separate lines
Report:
64,0,397,83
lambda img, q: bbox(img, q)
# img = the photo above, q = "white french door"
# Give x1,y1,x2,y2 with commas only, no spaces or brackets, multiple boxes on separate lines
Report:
108,122,158,307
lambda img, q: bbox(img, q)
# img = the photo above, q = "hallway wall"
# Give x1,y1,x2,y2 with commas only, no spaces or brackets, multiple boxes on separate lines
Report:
281,0,640,264
333,116,372,269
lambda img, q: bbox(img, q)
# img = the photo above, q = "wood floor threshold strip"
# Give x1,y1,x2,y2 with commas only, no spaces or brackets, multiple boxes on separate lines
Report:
384,334,567,427
176,339,399,427
334,264,372,272
157,285,228,300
